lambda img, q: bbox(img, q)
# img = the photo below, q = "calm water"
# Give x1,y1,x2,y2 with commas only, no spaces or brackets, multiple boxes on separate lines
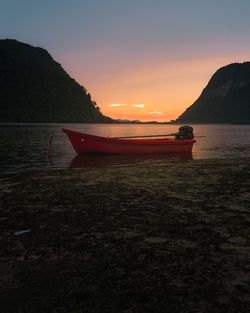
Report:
0,124,250,179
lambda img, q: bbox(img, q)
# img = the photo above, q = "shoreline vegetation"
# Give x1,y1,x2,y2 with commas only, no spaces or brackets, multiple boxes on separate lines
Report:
1,158,250,312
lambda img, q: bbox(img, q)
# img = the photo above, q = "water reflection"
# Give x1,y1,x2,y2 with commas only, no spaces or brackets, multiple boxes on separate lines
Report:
0,123,250,179
70,153,193,169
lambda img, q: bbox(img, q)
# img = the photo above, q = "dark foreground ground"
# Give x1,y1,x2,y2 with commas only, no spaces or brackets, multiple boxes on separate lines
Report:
0,158,250,313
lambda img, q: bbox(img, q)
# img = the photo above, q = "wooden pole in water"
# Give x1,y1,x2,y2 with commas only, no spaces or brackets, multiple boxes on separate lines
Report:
47,135,53,159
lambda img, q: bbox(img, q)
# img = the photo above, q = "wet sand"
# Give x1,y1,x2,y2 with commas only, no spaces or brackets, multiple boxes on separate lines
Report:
1,158,250,313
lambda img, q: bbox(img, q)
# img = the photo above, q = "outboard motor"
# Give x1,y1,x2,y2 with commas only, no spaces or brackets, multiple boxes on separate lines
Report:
175,125,194,140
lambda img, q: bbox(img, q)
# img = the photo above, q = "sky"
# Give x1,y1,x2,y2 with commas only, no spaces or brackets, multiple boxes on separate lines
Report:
1,0,250,121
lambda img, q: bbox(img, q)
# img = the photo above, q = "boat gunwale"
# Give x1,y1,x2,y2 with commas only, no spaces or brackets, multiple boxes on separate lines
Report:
62,128,196,146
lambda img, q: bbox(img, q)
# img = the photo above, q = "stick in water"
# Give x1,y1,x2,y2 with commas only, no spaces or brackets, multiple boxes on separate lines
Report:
47,135,53,158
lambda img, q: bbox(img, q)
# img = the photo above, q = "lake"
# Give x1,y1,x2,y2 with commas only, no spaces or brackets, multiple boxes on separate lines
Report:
0,124,250,179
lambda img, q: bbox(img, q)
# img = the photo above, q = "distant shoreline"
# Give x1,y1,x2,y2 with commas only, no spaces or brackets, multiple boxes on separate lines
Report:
1,122,250,126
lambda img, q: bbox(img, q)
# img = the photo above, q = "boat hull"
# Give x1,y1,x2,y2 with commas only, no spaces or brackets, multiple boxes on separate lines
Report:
62,129,196,155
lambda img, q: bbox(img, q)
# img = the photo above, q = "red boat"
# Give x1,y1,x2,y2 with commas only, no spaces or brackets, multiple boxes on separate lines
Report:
62,128,196,155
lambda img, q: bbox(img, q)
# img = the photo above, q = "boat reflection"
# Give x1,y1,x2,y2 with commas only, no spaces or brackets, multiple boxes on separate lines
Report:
70,153,193,169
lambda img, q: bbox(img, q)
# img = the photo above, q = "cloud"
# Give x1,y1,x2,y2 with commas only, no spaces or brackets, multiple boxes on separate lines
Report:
132,104,145,109
109,103,127,107
109,103,145,109
149,111,163,115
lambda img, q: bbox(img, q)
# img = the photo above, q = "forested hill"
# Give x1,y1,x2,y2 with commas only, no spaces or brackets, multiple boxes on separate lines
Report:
176,62,250,124
0,39,113,123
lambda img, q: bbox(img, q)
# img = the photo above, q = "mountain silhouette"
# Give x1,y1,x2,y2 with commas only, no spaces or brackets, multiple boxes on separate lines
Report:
177,62,250,124
0,39,112,123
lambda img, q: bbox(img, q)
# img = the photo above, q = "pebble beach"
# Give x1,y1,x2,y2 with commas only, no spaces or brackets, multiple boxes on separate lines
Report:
1,158,250,313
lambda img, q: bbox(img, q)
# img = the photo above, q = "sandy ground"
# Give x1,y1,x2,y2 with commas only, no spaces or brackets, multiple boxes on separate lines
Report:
0,158,250,313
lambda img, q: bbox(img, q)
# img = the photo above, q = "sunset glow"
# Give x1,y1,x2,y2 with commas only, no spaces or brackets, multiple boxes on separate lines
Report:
71,53,250,121
1,0,250,121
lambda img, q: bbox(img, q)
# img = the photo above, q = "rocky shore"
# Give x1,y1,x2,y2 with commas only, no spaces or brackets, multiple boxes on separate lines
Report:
1,158,250,313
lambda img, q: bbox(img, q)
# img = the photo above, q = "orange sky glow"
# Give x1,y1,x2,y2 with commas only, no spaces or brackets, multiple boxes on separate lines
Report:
2,1,250,122
61,51,250,122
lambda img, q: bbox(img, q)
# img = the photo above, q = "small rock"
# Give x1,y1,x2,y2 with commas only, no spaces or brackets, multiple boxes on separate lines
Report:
144,237,168,244
14,229,32,236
